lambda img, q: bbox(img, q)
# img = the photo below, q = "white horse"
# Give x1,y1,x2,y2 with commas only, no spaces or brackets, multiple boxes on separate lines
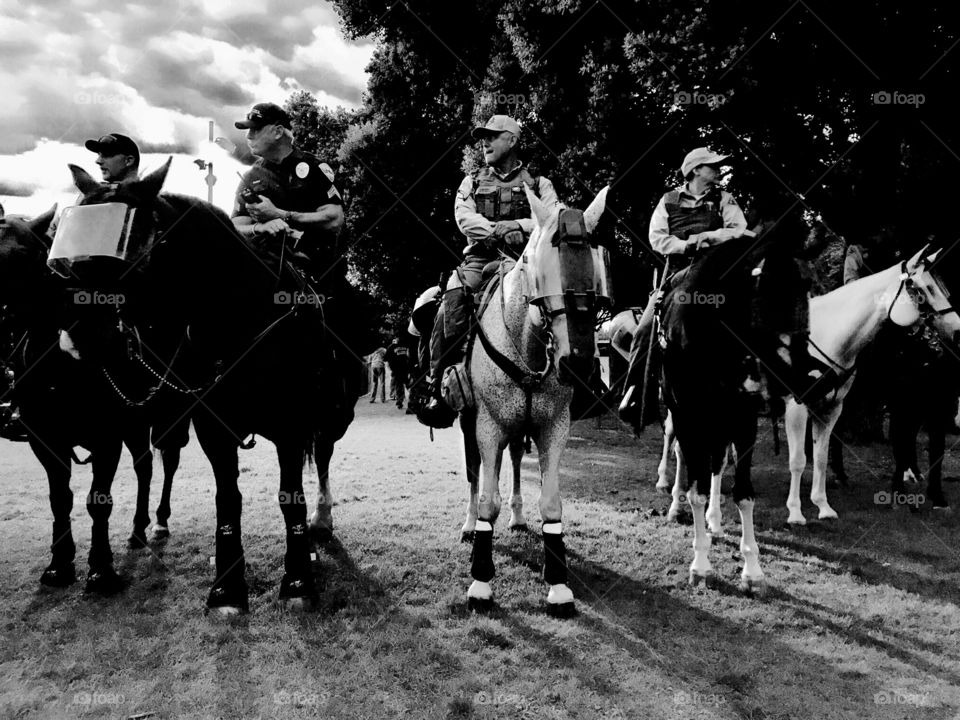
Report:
460,185,610,616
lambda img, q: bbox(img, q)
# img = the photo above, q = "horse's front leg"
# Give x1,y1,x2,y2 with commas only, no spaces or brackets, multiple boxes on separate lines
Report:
537,410,575,617
308,436,335,546
278,440,318,609
507,438,527,530
785,399,808,525
31,435,77,587
467,407,506,611
460,412,480,542
195,416,247,615
124,424,154,549
810,407,840,520
656,412,674,492
85,436,124,595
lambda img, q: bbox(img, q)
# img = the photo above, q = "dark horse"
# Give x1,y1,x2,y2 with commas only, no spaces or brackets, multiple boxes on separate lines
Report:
660,236,770,594
0,211,179,593
60,160,353,613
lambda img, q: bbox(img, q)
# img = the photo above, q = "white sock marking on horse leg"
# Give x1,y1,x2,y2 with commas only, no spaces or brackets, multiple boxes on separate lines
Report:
688,488,713,582
475,520,492,532
785,401,807,525
737,499,765,593
542,522,562,534
706,472,723,536
667,443,684,521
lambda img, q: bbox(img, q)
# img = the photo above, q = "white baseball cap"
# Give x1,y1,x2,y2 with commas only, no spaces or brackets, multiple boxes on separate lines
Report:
680,147,729,177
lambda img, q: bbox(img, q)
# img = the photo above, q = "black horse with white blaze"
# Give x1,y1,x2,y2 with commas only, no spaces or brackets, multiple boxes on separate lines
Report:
59,160,354,613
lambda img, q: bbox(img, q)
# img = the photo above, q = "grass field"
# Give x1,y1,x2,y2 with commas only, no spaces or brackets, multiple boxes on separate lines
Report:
1,400,959,719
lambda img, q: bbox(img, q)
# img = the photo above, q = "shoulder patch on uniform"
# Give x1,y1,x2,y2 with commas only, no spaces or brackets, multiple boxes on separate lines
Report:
295,162,310,179
328,185,342,200
319,162,335,183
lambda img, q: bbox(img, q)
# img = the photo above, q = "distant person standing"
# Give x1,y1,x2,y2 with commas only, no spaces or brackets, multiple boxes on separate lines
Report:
368,345,387,403
384,337,411,410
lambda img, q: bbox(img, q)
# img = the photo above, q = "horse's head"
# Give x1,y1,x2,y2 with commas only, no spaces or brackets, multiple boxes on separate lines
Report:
524,185,612,385
0,209,56,310
893,244,960,346
51,159,173,284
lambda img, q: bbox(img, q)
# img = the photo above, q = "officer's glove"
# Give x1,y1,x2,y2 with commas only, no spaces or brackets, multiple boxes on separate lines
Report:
503,230,525,248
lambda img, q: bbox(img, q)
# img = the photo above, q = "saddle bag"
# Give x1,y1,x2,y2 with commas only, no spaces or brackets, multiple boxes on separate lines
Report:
441,362,475,412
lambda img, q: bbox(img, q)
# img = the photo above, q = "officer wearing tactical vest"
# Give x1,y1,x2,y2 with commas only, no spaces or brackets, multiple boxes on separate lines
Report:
619,147,747,427
418,115,559,428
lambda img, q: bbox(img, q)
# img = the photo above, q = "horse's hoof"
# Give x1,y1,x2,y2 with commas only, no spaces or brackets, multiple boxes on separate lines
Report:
127,529,149,550
84,567,124,596
666,506,681,523
688,569,714,588
278,574,318,608
787,513,806,526
40,563,76,588
151,525,170,541
209,605,244,618
739,576,768,597
655,478,671,494
460,531,475,544
310,526,334,545
207,582,249,614
467,580,493,612
547,602,577,619
817,509,839,521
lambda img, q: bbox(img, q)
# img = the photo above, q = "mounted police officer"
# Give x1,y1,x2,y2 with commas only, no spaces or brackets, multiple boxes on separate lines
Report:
619,147,747,427
232,102,363,439
418,115,559,428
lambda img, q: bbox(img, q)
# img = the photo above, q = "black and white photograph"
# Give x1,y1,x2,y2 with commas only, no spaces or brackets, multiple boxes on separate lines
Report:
1,1,959,718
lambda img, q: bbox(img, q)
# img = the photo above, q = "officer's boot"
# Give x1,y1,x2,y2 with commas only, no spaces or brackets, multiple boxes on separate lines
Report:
418,287,469,429
618,294,658,427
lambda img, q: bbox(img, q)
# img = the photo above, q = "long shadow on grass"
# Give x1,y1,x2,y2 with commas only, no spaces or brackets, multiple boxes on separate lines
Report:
494,538,957,719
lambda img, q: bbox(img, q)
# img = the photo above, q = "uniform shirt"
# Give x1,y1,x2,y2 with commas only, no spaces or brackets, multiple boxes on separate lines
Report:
649,183,747,255
233,148,342,252
368,347,387,370
843,244,865,284
454,163,559,256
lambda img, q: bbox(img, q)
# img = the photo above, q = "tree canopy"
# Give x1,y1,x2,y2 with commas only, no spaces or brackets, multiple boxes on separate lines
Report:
290,1,960,321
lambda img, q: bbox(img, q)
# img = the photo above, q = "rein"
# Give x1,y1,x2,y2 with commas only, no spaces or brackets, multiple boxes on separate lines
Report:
472,260,556,450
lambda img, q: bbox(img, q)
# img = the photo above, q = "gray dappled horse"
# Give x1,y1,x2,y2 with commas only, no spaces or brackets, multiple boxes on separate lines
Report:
462,186,611,616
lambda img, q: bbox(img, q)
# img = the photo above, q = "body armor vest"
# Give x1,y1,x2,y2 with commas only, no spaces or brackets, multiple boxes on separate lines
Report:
473,167,540,222
663,187,724,241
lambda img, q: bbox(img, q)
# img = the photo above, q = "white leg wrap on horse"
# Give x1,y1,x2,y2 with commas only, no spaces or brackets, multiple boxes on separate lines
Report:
475,520,493,532
547,583,574,605
467,580,493,600
542,522,562,535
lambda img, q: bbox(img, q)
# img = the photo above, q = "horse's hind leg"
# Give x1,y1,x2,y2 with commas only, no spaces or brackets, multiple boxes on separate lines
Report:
153,447,180,539
85,437,124,595
33,438,77,587
278,441,317,609
666,441,685,522
785,400,808,525
507,438,526,530
810,409,840,520
537,414,575,617
124,425,154,549
467,409,505,611
656,412,674,492
732,402,765,595
309,437,335,545
460,413,481,542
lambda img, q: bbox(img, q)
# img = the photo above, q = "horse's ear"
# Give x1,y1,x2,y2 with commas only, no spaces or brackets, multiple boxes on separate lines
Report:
523,183,551,229
583,186,610,234
906,243,931,273
27,205,56,239
133,157,172,200
925,248,942,265
69,164,100,196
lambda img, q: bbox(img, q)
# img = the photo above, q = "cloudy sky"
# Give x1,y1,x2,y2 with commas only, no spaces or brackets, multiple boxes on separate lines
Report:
0,0,373,215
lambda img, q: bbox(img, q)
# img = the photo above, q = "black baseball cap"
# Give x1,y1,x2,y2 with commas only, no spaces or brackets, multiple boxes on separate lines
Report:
84,133,140,162
235,103,292,130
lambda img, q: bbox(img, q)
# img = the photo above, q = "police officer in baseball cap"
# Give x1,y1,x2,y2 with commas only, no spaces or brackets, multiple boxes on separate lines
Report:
84,133,141,184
